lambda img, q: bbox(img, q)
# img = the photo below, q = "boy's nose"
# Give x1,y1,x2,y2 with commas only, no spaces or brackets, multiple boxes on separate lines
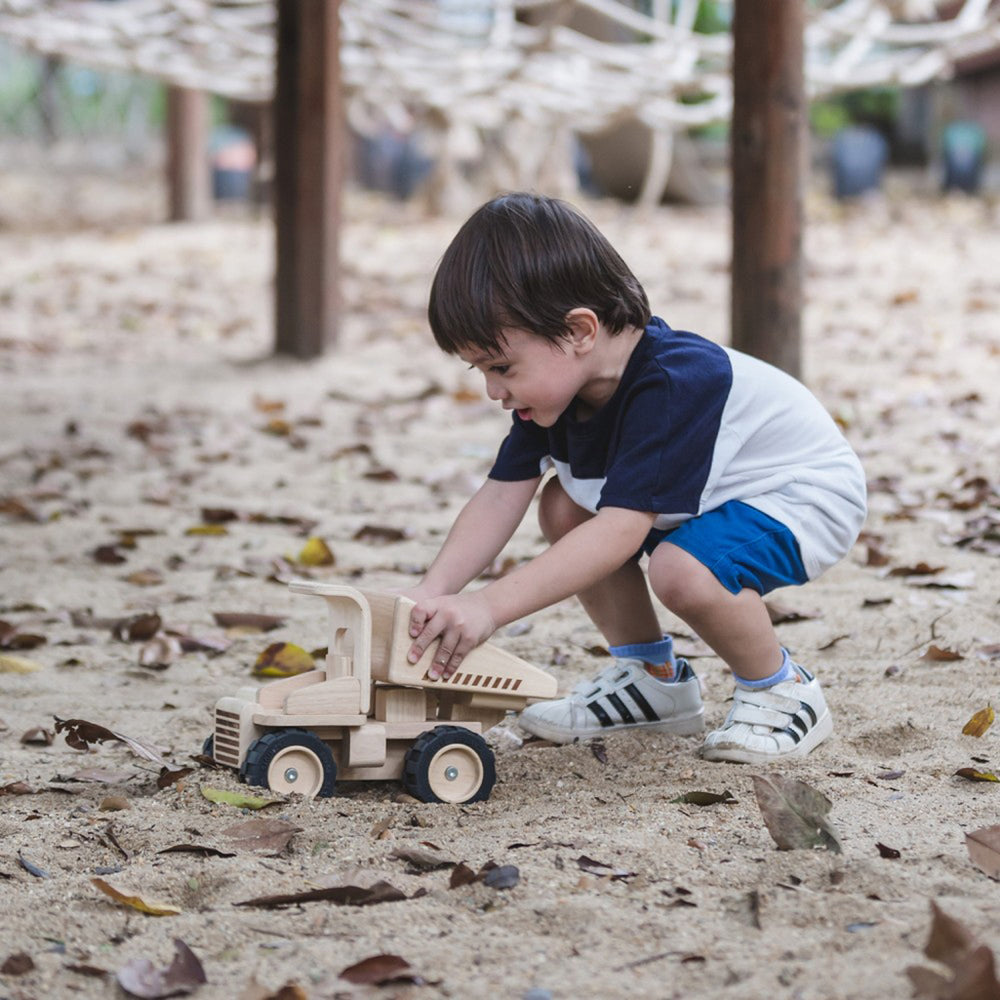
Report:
485,376,507,401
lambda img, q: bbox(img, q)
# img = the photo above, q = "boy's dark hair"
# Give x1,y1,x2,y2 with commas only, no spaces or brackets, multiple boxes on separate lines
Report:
428,192,650,355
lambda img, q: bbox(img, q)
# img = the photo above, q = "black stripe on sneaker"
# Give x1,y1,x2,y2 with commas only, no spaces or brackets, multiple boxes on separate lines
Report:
790,713,809,737
606,692,636,724
780,725,803,744
799,701,818,726
587,700,615,728
624,684,661,723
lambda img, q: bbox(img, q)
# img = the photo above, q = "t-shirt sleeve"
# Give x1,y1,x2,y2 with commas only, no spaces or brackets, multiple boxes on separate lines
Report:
598,358,730,515
488,413,550,482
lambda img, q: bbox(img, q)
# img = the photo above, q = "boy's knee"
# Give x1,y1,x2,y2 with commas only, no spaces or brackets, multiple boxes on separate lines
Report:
648,545,724,617
538,477,591,542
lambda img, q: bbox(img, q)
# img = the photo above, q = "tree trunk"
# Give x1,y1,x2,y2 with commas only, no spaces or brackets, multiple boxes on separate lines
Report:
274,0,344,358
166,87,210,222
730,1,805,378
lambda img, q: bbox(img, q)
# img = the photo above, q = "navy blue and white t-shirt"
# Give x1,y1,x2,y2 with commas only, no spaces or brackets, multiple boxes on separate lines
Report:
489,317,867,580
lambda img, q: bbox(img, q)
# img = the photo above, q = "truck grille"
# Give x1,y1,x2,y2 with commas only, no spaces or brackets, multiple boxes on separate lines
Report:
213,708,241,767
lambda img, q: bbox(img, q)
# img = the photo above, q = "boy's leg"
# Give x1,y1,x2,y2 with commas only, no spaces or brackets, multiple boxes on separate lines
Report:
646,543,782,681
517,479,704,743
536,476,662,647
647,526,831,763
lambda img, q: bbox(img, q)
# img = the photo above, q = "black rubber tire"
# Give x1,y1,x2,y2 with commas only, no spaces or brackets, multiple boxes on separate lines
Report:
201,735,214,759
240,728,337,798
402,725,496,804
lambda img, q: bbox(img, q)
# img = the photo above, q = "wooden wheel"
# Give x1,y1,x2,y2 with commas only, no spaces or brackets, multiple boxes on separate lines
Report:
402,726,496,804
241,729,337,798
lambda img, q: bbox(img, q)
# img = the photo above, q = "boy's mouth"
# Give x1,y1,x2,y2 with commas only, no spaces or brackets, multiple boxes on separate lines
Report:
515,408,532,421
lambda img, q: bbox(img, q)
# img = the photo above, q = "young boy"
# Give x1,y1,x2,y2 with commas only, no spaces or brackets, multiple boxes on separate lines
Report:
404,192,866,764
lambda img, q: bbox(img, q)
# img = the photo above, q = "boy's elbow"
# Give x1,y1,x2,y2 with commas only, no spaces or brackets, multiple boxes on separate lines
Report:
594,506,657,554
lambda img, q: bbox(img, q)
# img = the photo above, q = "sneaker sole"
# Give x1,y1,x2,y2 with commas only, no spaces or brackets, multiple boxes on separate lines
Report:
700,712,833,765
519,709,705,745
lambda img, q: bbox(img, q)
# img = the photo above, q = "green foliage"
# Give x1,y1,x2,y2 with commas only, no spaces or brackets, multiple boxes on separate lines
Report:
810,99,852,138
691,0,731,34
810,86,900,138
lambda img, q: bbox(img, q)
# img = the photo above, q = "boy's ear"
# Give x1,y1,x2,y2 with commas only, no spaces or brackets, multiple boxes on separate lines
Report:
564,308,600,355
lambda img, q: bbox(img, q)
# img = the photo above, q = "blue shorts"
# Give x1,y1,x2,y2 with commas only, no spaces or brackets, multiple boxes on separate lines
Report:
641,500,808,596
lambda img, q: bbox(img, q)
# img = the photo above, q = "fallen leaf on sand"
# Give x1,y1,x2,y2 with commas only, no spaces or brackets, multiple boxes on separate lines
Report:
962,705,995,738
920,645,963,663
296,536,335,566
92,878,181,917
906,901,1000,998
200,787,280,809
235,880,408,909
339,954,421,986
0,653,43,674
221,818,302,853
252,642,315,678
752,774,842,853
966,825,1000,879
116,938,205,998
955,767,999,783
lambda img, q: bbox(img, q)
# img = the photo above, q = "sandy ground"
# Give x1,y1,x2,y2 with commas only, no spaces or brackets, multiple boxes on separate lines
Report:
1,160,999,1000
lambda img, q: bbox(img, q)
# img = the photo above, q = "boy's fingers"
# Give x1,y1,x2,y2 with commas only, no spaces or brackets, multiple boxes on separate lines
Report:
408,614,445,665
434,633,471,679
408,605,429,638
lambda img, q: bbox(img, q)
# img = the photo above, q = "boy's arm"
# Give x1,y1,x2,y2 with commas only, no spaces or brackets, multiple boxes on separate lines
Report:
407,475,541,601
408,505,656,678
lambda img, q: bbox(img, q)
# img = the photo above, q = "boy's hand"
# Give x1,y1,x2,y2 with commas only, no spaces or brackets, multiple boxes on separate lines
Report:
407,592,496,680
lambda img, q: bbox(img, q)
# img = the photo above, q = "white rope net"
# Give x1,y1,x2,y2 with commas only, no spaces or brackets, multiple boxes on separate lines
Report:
1,0,997,201
2,1,998,126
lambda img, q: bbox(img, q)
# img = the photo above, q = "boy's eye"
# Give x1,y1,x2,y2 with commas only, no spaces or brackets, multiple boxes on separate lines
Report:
489,365,510,376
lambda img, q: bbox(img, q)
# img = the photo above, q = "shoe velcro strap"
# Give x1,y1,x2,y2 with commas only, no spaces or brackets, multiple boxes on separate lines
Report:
574,664,630,697
734,688,801,713
729,703,793,729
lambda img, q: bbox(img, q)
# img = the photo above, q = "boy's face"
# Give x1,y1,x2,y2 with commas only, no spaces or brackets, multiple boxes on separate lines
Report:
458,328,585,428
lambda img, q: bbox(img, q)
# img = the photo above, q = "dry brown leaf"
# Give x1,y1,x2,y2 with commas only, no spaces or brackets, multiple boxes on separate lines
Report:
138,636,182,669
235,880,408,909
921,645,964,663
252,642,315,678
752,774,842,853
962,706,995,738
221,818,302,853
955,767,999,783
20,727,53,745
113,613,162,642
1,952,35,975
0,653,44,674
296,536,335,566
390,846,455,871
54,718,172,767
888,562,944,577
966,825,1000,879
353,524,408,544
116,938,205,998
92,878,181,917
185,523,229,536
907,901,1000,998
212,612,286,632
339,954,418,986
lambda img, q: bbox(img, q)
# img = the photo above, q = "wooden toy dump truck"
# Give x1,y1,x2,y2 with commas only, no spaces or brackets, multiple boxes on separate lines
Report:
207,582,557,804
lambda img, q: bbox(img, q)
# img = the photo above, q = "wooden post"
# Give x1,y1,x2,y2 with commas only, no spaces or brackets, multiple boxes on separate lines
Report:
273,0,344,358
166,86,210,221
730,1,805,378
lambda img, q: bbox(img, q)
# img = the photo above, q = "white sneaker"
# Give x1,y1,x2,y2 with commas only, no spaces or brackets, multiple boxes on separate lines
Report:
701,665,832,764
517,658,705,744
